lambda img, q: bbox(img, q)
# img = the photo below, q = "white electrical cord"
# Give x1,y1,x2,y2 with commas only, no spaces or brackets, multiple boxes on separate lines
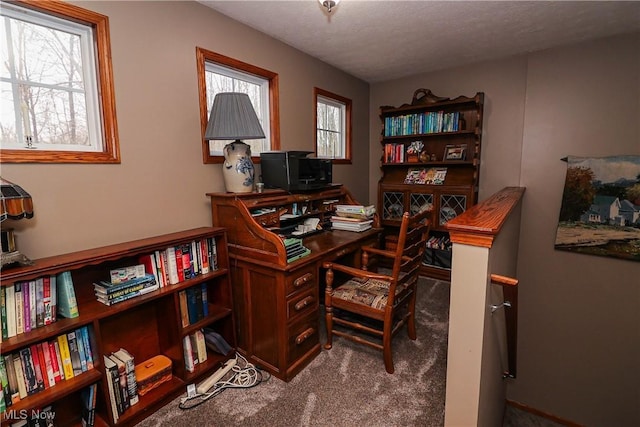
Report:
179,352,269,410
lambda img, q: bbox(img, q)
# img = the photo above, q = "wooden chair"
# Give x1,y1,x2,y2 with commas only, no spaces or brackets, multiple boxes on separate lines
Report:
322,209,431,373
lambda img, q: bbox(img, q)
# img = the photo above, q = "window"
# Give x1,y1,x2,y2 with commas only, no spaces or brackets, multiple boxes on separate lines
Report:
196,47,279,163
0,1,119,163
315,88,351,164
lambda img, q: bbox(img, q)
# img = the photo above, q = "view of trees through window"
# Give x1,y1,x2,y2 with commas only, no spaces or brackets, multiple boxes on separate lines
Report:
315,87,351,163
0,3,101,152
316,96,343,158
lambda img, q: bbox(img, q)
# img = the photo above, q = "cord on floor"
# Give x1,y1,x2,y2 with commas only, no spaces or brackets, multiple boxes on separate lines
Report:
179,352,270,410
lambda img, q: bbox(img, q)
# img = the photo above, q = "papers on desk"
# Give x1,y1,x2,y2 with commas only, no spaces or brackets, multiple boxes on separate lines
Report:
330,216,373,232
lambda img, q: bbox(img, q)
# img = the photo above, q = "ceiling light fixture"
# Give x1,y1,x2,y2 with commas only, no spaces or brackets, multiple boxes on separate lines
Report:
319,0,340,13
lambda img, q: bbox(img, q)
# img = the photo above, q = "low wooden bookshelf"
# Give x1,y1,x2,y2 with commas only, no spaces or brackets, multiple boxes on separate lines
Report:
0,227,235,426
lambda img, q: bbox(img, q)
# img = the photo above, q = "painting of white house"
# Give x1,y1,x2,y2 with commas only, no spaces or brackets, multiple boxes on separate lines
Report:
555,155,640,262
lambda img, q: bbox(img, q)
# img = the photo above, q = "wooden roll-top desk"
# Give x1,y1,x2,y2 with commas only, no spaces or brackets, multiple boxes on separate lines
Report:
208,185,381,381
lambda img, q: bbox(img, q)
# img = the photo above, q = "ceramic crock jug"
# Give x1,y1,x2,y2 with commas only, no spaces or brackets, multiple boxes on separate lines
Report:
222,141,254,193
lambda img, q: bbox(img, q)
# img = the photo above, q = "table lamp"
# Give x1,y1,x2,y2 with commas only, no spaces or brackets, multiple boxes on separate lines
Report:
1,177,35,269
204,92,265,193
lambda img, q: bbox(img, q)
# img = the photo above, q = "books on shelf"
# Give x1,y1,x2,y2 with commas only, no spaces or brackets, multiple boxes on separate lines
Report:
183,335,196,373
5,285,17,338
179,283,210,326
80,383,98,427
4,354,20,404
384,110,461,137
426,234,451,250
183,329,210,373
67,330,84,376
0,325,95,408
155,237,219,286
103,354,120,423
1,275,58,340
56,271,79,319
0,356,9,410
111,348,139,406
57,333,74,381
110,354,130,412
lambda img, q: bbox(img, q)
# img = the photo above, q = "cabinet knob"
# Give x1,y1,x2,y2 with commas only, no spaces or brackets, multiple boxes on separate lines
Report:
294,296,314,311
295,327,315,345
293,273,313,288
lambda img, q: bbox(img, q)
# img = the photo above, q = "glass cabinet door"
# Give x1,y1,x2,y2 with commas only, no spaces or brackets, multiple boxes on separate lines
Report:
438,192,468,228
382,191,404,221
409,191,434,215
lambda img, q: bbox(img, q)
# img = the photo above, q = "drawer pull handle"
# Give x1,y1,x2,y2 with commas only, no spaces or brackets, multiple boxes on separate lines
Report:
295,328,315,345
294,296,314,311
293,273,313,288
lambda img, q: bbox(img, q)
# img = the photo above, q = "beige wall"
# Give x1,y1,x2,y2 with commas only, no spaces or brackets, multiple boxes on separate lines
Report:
371,33,639,426
1,0,370,259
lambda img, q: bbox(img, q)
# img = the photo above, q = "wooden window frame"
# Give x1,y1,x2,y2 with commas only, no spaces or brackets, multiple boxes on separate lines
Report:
314,87,352,165
0,0,120,164
196,47,280,164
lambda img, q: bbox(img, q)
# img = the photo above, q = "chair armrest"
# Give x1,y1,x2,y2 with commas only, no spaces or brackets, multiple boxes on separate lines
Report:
362,246,396,260
322,261,393,282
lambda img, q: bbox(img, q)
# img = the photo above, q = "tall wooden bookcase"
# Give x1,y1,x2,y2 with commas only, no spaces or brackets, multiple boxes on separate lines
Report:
0,227,235,426
377,89,484,280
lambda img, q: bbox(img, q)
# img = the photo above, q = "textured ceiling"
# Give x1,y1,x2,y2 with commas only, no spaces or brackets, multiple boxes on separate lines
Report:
198,0,640,83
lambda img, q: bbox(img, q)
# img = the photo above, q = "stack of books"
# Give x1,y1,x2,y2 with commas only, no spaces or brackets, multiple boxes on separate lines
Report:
334,204,376,219
330,216,374,232
331,204,376,232
94,273,158,306
283,238,311,263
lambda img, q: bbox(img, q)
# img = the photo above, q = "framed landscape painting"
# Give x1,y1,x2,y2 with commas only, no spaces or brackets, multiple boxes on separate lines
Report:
554,155,640,262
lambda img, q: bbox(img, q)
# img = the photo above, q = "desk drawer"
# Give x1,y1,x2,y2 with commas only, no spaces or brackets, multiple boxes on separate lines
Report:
285,265,316,296
287,312,319,365
287,287,317,321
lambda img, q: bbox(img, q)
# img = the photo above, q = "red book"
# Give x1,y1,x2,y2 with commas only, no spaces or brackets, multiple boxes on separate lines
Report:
40,342,55,387
29,344,45,392
48,341,62,383
35,344,50,389
175,247,185,282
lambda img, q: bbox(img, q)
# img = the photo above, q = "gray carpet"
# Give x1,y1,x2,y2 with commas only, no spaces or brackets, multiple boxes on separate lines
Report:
137,277,450,427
